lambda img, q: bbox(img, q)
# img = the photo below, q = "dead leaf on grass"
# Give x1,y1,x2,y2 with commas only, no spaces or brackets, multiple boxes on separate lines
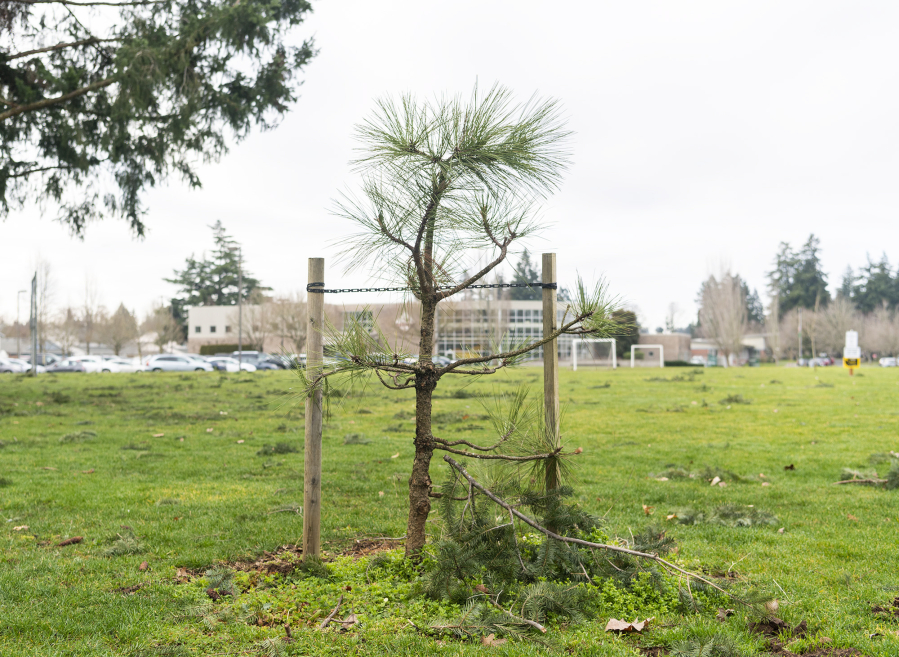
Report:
175,567,191,583
41,467,57,471
139,561,149,572
642,504,654,515
57,536,83,547
716,608,735,622
710,476,721,486
152,433,165,438
847,514,859,521
481,633,507,646
391,452,399,459
12,525,28,531
605,617,653,633
81,469,94,474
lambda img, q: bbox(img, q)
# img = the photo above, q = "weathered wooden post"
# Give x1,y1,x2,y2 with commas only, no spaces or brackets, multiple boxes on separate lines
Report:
542,253,559,444
303,258,324,558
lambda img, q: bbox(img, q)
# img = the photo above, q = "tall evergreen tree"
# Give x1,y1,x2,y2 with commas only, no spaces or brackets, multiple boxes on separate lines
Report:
1,0,315,236
851,255,899,313
509,250,542,300
767,234,830,315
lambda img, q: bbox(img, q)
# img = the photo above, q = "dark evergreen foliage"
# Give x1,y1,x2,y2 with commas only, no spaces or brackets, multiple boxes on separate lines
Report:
0,0,315,236
166,221,267,307
611,309,639,358
846,255,899,313
508,250,542,300
766,234,830,315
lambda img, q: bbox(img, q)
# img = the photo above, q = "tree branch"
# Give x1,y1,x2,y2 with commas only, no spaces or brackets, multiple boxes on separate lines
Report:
436,239,511,301
4,37,118,61
443,456,747,604
433,426,515,451
434,444,564,462
14,0,165,6
376,211,414,253
0,76,116,122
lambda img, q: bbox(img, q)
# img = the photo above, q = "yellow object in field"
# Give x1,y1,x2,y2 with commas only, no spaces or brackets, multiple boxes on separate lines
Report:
843,358,860,368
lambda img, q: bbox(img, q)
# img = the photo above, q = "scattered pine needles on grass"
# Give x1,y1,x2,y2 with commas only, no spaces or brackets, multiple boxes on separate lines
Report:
257,442,299,456
667,505,778,528
59,430,97,443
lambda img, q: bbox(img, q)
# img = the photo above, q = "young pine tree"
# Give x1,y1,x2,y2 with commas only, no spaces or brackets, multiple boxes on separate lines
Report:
303,84,623,558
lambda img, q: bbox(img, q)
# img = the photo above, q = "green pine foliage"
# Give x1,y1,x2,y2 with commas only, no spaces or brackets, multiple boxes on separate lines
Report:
1,1,316,235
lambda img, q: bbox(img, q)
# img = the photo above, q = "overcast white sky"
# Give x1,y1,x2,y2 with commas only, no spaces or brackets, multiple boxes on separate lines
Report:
3,0,898,330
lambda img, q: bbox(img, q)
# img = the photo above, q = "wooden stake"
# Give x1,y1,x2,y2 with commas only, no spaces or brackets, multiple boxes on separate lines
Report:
542,253,559,445
303,258,324,559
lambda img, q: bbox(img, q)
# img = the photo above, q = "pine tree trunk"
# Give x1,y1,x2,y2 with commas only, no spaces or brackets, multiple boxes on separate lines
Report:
405,296,437,558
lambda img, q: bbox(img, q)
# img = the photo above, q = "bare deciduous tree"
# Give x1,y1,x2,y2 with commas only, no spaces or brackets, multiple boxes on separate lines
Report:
698,271,747,366
819,296,858,355
81,276,103,355
143,305,181,354
270,293,308,354
101,304,140,356
765,294,780,362
863,303,899,357
50,307,80,356
301,85,623,559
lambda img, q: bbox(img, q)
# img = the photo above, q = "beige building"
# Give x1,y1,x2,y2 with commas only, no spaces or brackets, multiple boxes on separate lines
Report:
636,333,692,364
186,298,615,365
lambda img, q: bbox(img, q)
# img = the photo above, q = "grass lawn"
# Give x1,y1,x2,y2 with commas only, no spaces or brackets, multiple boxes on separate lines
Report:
1,364,898,656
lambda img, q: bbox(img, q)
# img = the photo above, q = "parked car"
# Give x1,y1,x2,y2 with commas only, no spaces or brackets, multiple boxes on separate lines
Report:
105,357,145,373
6,358,46,373
228,351,280,369
0,358,27,373
46,359,88,373
880,357,897,367
68,355,120,373
146,354,213,372
689,356,706,366
207,357,256,372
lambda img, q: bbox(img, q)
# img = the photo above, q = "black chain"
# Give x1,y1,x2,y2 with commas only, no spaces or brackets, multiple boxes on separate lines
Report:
306,282,556,294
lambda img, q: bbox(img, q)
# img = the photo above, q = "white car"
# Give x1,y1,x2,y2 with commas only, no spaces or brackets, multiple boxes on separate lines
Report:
0,358,28,373
105,357,145,373
7,358,46,373
206,357,257,372
146,355,213,372
70,355,120,373
880,357,897,368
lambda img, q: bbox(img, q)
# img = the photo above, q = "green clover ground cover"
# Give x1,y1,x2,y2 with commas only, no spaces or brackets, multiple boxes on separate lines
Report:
1,366,898,655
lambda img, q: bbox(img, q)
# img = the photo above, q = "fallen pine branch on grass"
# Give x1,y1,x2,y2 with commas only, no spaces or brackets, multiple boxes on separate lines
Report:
832,478,887,486
442,455,750,607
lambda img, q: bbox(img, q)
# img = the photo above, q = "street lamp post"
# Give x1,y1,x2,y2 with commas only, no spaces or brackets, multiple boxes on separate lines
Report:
16,289,27,358
228,246,243,369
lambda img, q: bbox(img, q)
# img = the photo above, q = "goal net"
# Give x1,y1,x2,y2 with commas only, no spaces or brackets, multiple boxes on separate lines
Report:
572,338,617,369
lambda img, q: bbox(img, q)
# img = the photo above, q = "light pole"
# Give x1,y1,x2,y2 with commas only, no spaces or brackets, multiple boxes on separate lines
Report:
229,246,243,369
16,289,27,358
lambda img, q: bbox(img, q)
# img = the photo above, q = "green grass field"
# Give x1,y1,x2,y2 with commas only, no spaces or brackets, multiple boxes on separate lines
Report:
1,364,898,656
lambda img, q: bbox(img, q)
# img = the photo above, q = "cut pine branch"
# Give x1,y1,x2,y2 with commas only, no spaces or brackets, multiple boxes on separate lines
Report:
442,455,749,605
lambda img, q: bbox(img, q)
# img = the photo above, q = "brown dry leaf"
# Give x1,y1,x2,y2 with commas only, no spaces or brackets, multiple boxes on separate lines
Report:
716,608,735,622
391,452,399,459
12,525,29,531
710,476,722,486
573,447,583,454
139,561,149,572
152,433,165,438
762,482,771,487
474,584,489,594
481,633,507,646
41,467,58,471
57,536,83,547
206,428,213,433
378,491,384,497
605,617,652,633
847,513,859,521
339,612,358,629
175,567,191,583
81,469,95,474
666,514,677,521
642,504,654,515
236,440,245,444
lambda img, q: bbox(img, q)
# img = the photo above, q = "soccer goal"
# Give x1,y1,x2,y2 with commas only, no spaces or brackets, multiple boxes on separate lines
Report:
631,344,664,368
571,337,616,370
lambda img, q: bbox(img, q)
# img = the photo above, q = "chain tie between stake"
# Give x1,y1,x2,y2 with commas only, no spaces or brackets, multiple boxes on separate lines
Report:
305,282,556,294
